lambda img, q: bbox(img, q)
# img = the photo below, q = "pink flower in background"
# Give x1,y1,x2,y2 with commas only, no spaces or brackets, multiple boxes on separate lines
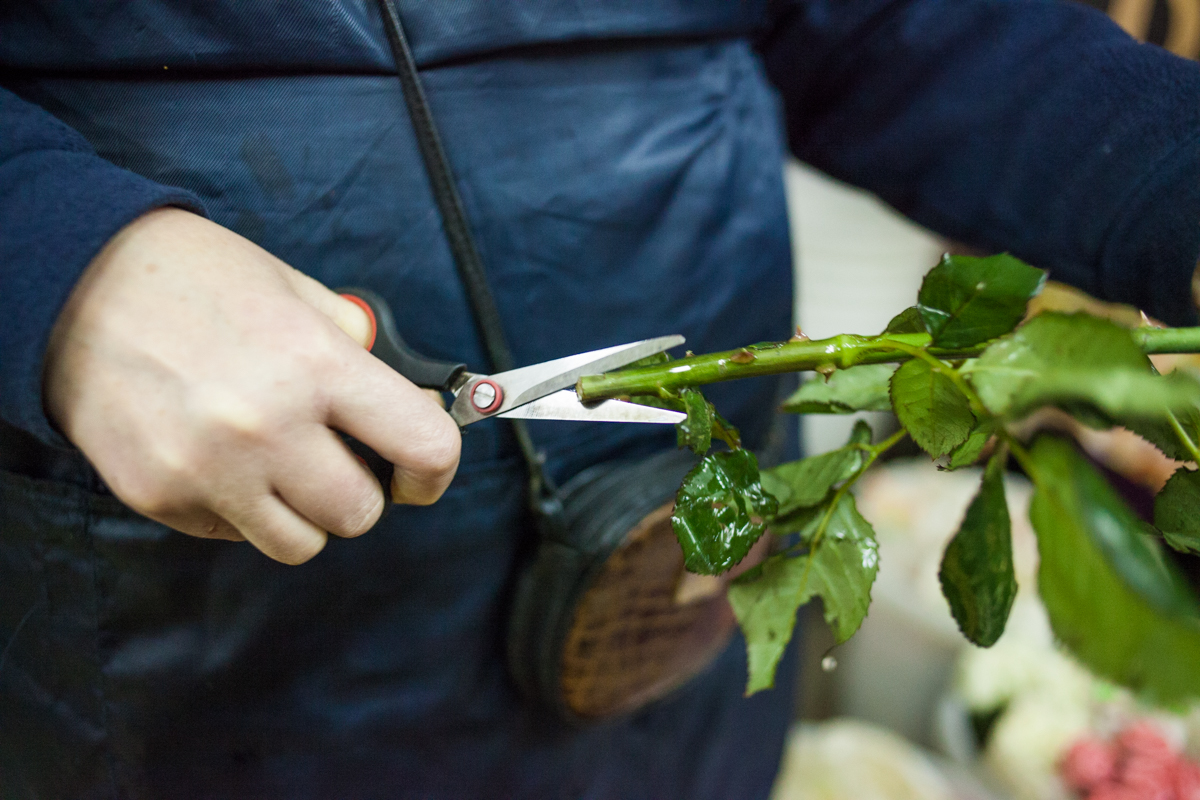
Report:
1063,738,1118,793
1061,723,1200,800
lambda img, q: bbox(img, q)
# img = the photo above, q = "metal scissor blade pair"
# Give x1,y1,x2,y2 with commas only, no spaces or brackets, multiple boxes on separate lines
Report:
496,390,685,424
449,334,685,426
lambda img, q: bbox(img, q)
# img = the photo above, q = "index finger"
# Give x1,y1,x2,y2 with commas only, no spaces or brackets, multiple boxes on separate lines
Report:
327,347,462,506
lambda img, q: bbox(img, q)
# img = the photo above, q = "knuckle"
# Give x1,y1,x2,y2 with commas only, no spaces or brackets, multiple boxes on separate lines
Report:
104,440,204,518
287,321,343,376
113,472,177,518
193,385,270,442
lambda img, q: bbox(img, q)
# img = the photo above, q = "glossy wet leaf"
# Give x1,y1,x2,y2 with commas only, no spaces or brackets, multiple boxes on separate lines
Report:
1155,467,1200,556
890,358,974,458
672,450,778,575
761,421,872,516
883,306,926,335
917,253,1046,348
968,313,1200,422
806,493,880,643
729,493,878,694
939,454,1016,646
676,388,713,454
781,365,895,415
945,419,996,470
1029,437,1200,704
728,553,808,695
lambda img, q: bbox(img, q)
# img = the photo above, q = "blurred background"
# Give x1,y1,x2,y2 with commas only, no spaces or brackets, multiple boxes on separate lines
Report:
769,2,1200,798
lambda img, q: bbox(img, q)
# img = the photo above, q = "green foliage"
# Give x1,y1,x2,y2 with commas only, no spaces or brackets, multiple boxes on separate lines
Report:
710,411,742,450
938,453,1017,647
760,421,871,516
1023,370,1200,420
968,314,1200,420
1155,467,1200,556
890,357,975,458
883,306,926,335
610,253,1200,708
677,388,713,454
945,420,997,470
780,364,895,414
1124,405,1200,463
729,493,879,694
801,494,880,643
766,503,825,537
1028,437,1200,704
671,450,778,575
916,253,1046,348
728,553,809,695
631,386,741,454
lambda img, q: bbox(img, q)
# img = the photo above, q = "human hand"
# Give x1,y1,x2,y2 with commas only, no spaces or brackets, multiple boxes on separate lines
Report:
43,208,461,564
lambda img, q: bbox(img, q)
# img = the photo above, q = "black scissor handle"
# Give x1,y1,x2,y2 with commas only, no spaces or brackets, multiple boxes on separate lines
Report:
336,287,467,497
337,287,466,391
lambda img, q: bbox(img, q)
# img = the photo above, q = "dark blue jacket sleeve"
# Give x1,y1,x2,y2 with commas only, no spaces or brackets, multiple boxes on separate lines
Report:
0,88,205,447
761,0,1200,325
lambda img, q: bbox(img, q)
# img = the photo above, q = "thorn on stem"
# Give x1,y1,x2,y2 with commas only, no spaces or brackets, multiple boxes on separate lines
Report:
730,348,756,364
1139,310,1165,328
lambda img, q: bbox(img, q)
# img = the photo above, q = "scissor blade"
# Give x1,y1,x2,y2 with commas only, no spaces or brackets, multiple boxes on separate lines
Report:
449,334,685,426
501,335,685,409
496,390,685,424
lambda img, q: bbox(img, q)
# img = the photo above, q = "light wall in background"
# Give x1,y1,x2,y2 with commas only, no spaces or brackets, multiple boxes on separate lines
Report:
784,159,945,455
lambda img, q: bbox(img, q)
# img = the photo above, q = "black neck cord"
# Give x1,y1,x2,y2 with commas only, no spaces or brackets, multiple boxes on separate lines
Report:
373,0,556,502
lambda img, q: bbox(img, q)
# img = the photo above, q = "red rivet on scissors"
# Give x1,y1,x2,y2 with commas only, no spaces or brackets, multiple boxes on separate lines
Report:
469,379,504,414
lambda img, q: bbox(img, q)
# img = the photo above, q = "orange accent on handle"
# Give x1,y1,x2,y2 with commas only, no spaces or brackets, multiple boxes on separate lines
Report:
340,293,377,351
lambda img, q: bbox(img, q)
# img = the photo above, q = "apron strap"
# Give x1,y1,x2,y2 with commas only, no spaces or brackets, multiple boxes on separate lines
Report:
374,0,558,504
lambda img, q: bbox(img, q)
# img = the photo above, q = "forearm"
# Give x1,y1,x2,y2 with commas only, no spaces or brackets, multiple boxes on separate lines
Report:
761,0,1200,324
0,87,205,446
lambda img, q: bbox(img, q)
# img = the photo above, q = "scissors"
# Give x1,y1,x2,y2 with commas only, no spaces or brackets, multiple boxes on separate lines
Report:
338,288,686,429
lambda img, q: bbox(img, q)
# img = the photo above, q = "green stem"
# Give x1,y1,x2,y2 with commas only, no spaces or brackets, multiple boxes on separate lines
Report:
780,427,908,606
712,416,741,451
781,427,908,565
578,326,1200,401
580,332,953,400
1132,326,1200,354
1001,432,1039,483
1167,409,1200,463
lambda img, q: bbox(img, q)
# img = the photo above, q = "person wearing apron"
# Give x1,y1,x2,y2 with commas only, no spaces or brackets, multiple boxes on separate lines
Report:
2,2,1199,797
